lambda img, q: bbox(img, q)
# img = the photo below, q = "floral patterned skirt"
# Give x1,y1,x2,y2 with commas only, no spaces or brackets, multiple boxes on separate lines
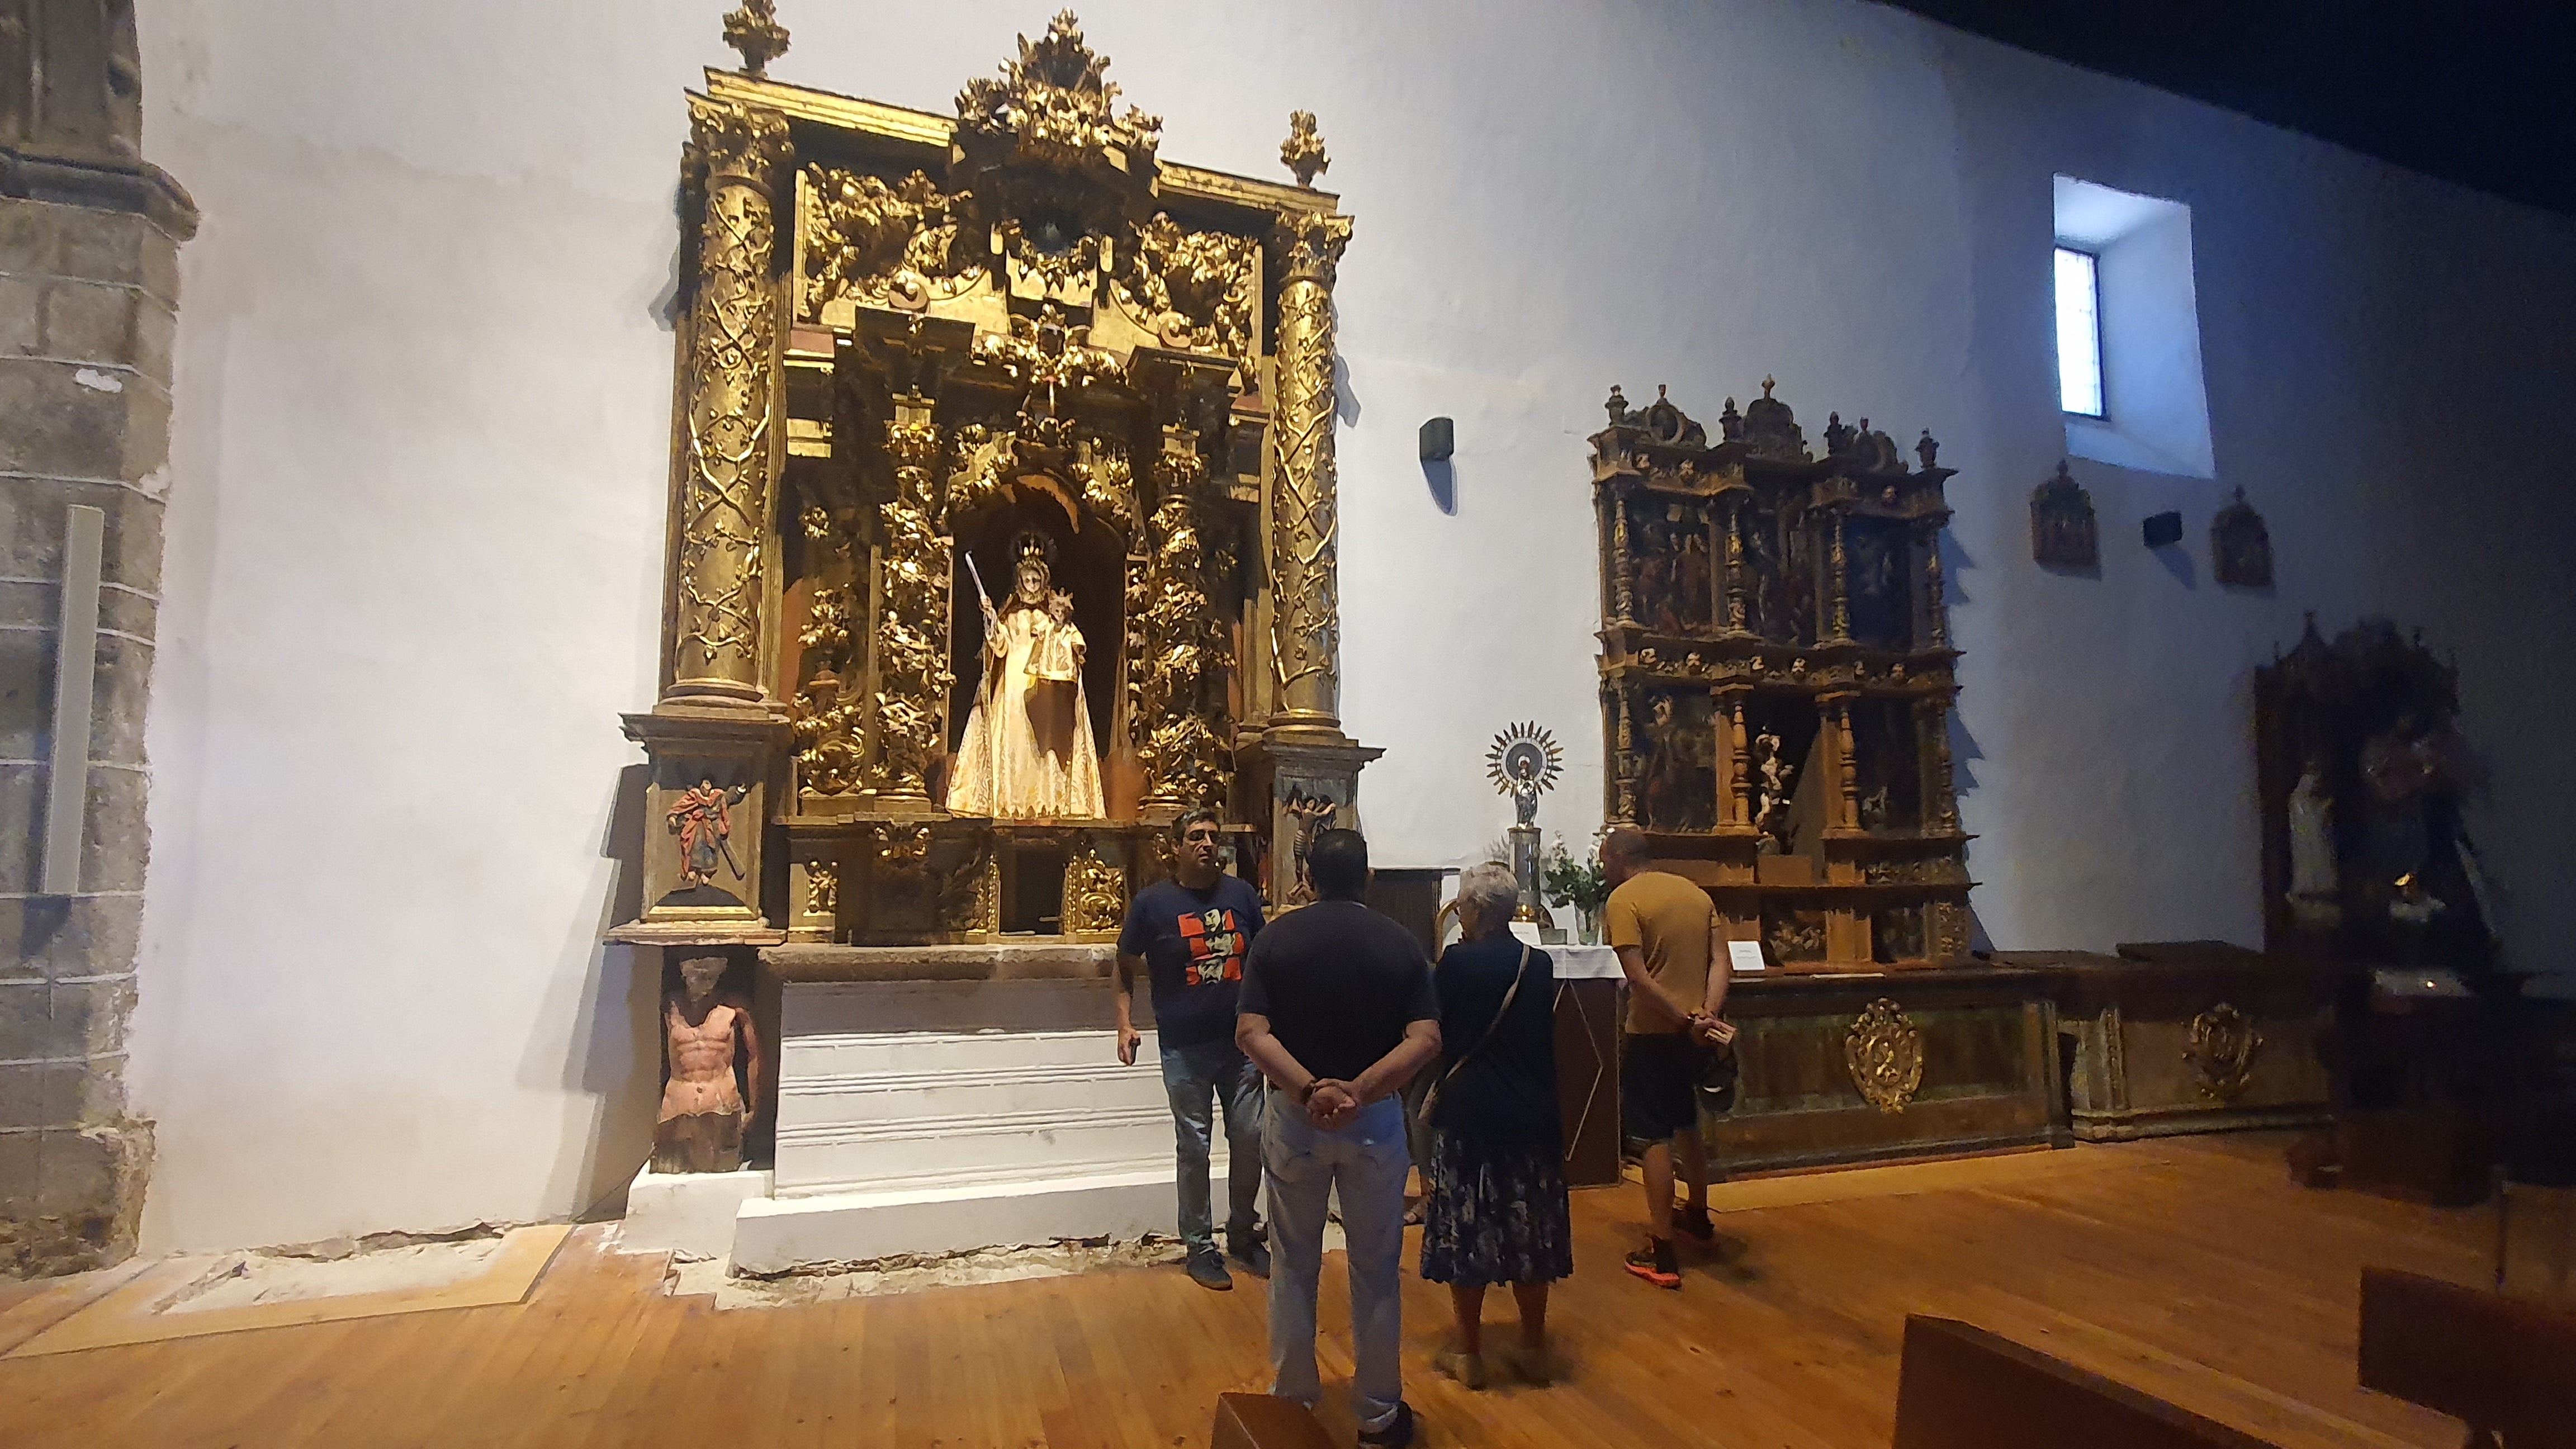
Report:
1418,1130,1574,1286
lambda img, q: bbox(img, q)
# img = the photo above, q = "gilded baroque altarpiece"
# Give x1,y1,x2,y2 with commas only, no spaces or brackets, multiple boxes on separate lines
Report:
612,12,1375,950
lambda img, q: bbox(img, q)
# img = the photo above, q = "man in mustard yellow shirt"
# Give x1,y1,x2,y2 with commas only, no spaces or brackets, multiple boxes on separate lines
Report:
1600,827,1734,1288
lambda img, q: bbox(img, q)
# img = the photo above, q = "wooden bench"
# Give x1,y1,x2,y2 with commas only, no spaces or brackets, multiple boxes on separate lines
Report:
2357,1268,2576,1449
1893,1316,2280,1449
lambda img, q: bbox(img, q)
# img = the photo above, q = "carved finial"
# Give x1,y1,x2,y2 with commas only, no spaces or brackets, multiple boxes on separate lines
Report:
1281,110,1329,187
1761,375,1776,399
1916,429,1939,470
1657,383,1669,401
2053,459,2073,484
1605,385,1630,423
721,0,790,75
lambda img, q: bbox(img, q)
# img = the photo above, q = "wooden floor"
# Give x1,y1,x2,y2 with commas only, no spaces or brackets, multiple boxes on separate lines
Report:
0,1135,2484,1448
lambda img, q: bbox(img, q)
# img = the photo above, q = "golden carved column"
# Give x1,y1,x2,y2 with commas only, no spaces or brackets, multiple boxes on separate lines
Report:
1266,208,1355,737
1137,426,1228,812
666,94,792,708
870,395,950,806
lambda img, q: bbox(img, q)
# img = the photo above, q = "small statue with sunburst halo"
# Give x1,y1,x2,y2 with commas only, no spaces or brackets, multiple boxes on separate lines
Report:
1487,722,1563,827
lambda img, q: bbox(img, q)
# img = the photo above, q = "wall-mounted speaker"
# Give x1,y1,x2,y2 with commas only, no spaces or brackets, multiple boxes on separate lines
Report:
2142,510,2184,548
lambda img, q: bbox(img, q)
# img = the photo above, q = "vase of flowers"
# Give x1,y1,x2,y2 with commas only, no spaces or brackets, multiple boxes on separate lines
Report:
1542,842,1611,945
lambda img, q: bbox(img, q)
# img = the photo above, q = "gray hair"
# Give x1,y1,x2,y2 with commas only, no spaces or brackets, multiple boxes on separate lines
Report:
1455,861,1521,932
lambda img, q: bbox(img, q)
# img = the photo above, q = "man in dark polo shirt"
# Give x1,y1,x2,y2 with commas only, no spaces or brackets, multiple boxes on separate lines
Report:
1237,829,1441,1448
1116,808,1271,1291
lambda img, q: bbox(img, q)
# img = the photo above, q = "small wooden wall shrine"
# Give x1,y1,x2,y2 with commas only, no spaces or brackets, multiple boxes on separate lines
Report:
1591,382,1970,969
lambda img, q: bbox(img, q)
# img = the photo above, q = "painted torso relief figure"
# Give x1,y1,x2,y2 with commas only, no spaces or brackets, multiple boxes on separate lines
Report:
946,533,1106,819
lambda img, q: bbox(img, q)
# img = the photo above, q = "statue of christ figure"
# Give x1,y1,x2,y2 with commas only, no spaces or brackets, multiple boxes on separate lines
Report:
945,532,1106,819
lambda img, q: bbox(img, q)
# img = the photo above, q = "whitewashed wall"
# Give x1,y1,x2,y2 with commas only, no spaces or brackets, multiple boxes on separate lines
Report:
129,0,2576,1251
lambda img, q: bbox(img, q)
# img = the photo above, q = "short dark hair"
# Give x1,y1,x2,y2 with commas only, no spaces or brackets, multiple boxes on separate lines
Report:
1307,828,1368,898
1173,808,1224,840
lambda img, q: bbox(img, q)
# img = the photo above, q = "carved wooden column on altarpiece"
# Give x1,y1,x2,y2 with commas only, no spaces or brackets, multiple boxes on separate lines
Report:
868,394,951,812
619,92,793,939
1135,424,1233,815
1265,207,1355,741
1240,204,1379,905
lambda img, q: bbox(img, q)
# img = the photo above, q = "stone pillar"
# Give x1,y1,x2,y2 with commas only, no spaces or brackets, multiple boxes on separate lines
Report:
665,94,790,708
1265,208,1352,738
1,0,196,1276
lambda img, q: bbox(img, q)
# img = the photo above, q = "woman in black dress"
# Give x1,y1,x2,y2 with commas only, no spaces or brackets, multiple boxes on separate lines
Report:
1419,862,1573,1388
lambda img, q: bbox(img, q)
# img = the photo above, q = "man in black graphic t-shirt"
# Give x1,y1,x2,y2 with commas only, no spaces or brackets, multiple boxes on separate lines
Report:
1116,808,1270,1291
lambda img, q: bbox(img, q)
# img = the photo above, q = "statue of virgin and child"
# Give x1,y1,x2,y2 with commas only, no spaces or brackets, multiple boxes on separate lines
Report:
945,531,1106,820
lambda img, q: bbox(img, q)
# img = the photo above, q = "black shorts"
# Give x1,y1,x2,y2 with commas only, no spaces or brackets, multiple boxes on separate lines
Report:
1622,1032,1702,1143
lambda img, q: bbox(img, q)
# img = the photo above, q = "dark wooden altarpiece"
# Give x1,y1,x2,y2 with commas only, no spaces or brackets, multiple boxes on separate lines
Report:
1590,381,1970,970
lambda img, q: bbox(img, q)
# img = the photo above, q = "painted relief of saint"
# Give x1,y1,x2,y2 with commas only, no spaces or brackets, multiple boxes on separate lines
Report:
946,532,1106,819
667,778,747,888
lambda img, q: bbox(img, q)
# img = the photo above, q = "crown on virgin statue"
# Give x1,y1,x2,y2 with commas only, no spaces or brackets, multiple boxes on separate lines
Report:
1011,530,1058,570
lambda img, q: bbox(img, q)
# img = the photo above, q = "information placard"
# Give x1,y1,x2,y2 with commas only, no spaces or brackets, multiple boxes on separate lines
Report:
1726,940,1768,975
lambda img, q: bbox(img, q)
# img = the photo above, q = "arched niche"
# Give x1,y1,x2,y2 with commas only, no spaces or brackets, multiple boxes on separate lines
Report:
944,475,1131,773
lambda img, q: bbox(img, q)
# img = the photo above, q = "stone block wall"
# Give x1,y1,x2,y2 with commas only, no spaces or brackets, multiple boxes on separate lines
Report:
0,193,183,1275
0,0,191,1276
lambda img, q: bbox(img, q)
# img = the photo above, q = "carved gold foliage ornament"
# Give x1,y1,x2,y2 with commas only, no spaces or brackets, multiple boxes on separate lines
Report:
954,11,1162,172
1280,110,1329,188
973,306,1129,451
1076,443,1139,540
805,860,839,917
871,413,952,799
1114,215,1258,361
873,824,934,870
2186,1003,2264,1102
1845,998,1925,1114
798,167,982,320
1129,452,1234,809
938,833,998,934
788,667,865,797
1063,842,1127,934
671,96,792,702
720,0,789,76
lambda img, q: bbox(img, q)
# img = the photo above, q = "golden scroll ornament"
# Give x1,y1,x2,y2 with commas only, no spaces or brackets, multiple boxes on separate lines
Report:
2186,1003,2264,1102
804,859,839,917
1063,843,1128,934
1845,998,1925,1114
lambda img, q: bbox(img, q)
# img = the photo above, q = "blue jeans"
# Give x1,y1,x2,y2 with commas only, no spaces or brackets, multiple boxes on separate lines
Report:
1161,1037,1265,1253
1265,1091,1411,1433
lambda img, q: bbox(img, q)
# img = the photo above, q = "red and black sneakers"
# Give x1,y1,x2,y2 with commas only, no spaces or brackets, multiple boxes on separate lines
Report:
1623,1237,1681,1289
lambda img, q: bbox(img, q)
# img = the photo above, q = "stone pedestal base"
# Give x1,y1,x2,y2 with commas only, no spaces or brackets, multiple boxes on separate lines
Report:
616,1164,771,1261
637,947,1244,1272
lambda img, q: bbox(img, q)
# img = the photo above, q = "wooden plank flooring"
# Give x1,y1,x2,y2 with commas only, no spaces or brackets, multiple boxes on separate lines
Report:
0,1135,2487,1448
